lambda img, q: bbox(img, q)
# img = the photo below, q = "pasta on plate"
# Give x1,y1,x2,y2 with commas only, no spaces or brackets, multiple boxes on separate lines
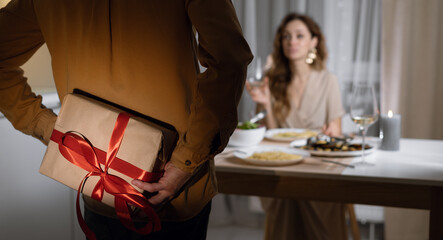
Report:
247,151,303,161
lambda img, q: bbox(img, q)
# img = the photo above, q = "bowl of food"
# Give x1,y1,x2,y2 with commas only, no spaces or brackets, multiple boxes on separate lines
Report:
228,121,266,147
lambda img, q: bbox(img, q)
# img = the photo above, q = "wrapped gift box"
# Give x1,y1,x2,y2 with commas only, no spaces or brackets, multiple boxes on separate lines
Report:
40,92,177,208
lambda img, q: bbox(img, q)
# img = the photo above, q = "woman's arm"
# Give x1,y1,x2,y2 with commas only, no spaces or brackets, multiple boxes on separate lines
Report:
322,117,342,137
246,77,279,129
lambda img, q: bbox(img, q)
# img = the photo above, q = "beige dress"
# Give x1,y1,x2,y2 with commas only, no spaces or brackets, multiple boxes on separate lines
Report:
262,69,346,240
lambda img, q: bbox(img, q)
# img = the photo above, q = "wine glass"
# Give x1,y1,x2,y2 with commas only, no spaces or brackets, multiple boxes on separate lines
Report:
349,82,379,165
247,57,264,87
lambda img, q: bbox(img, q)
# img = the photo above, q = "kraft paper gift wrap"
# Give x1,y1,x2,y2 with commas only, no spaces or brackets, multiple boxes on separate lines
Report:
40,93,177,208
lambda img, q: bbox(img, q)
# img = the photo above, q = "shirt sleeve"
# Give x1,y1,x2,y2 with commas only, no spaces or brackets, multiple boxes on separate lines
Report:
0,0,57,145
326,73,345,124
170,0,253,173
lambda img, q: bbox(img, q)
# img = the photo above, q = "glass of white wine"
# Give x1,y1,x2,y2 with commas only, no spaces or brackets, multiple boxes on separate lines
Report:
247,57,264,87
350,82,379,165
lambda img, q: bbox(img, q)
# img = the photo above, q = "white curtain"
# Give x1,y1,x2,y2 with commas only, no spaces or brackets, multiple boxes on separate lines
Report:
382,0,443,239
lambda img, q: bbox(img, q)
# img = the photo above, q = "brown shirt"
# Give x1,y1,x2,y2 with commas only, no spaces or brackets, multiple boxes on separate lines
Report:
0,0,252,220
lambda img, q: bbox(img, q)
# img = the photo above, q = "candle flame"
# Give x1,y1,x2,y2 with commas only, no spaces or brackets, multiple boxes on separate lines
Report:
388,110,393,118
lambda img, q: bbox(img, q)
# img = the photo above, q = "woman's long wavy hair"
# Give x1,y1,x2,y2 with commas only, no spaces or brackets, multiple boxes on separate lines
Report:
267,13,327,122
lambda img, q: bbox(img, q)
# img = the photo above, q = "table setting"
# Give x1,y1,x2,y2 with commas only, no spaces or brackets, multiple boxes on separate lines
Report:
223,81,407,171
225,124,378,171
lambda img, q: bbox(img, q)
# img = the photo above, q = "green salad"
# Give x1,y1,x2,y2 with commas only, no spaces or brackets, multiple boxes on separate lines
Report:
237,121,259,130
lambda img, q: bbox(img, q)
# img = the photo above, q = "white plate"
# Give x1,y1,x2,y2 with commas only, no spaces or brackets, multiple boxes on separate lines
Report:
233,145,309,166
289,141,376,157
265,128,319,142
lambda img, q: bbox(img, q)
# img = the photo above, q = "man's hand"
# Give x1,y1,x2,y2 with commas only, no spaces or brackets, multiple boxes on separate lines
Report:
132,161,191,208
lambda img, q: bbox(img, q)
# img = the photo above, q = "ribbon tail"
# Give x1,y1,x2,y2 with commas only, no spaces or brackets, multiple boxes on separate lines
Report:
76,178,97,240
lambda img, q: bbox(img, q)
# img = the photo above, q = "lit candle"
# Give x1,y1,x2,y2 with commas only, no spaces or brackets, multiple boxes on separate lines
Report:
380,110,401,151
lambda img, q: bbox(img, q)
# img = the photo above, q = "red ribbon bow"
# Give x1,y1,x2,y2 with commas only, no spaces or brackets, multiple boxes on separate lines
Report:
51,113,161,240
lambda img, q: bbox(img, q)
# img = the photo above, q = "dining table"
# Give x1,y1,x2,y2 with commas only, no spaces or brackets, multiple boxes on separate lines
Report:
214,138,443,239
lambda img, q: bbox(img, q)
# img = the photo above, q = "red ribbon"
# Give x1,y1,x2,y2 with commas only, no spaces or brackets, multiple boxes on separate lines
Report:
50,113,162,239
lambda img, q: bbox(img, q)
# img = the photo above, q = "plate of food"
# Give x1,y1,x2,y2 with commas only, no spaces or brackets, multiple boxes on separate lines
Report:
265,128,319,142
233,145,309,166
290,135,375,157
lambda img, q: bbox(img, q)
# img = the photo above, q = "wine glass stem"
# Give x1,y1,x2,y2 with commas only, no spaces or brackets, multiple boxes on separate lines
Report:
360,126,366,162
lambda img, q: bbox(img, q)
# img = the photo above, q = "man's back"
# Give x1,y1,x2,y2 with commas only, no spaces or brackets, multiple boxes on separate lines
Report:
34,0,197,129
0,0,252,225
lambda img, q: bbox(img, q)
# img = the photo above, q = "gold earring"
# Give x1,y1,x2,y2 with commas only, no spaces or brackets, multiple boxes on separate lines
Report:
305,48,317,64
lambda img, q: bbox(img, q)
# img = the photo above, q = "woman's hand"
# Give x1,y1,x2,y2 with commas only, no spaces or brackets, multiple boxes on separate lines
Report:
245,76,271,107
322,117,342,137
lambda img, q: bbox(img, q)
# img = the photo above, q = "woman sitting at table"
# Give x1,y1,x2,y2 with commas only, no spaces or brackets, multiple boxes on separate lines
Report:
246,13,346,240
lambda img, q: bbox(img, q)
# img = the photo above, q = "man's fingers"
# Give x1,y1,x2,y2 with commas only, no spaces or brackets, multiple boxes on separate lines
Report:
131,180,173,206
132,180,162,193
147,191,172,206
131,162,191,207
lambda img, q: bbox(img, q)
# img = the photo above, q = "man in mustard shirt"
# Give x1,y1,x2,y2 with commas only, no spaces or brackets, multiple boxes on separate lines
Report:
0,0,252,239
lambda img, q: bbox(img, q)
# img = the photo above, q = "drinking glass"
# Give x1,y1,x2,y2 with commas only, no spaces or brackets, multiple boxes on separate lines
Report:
349,82,379,165
247,57,264,87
